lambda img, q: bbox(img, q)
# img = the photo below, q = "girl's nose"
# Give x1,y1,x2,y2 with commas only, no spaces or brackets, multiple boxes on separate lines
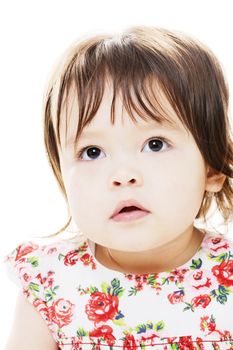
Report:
109,170,143,188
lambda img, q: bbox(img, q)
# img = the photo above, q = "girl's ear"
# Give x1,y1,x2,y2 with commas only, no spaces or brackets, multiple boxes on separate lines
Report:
205,166,226,193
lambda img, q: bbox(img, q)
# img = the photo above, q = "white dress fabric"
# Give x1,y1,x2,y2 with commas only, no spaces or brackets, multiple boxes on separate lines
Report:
4,230,233,349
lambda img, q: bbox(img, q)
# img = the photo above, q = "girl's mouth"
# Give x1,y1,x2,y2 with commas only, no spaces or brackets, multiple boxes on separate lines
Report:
111,206,150,222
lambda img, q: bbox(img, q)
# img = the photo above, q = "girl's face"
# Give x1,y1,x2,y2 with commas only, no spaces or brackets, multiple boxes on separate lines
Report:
58,84,209,252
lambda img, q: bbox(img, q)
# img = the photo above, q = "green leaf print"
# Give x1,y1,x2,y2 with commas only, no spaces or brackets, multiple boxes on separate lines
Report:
28,282,40,292
171,343,179,350
112,318,127,326
210,289,217,297
135,321,164,334
161,277,169,285
136,323,147,333
101,280,125,297
77,328,88,337
210,285,231,304
183,302,194,312
219,285,230,296
190,258,202,270
128,287,138,296
111,278,120,288
147,275,161,288
100,282,109,294
27,256,39,267
45,286,60,302
123,327,134,335
216,294,227,304
154,321,165,331
147,275,155,285
207,252,229,262
115,310,124,320
210,314,216,323
58,253,65,261
118,288,125,297
146,321,153,330
112,287,124,297
89,285,99,294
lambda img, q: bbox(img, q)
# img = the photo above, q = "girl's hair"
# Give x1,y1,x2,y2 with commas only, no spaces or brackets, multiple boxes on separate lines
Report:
43,26,233,237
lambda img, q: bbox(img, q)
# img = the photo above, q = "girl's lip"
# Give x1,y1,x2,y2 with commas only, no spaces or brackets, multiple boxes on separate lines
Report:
110,199,150,218
111,209,150,222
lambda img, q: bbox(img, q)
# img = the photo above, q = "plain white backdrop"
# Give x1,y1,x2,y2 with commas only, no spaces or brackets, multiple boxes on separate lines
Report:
0,0,232,348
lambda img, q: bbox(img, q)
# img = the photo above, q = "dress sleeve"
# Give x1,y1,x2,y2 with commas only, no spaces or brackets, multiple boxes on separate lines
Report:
4,241,45,302
3,241,56,335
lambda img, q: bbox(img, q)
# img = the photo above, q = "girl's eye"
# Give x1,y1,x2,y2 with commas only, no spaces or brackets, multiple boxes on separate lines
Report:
76,137,171,161
77,146,105,161
142,137,170,153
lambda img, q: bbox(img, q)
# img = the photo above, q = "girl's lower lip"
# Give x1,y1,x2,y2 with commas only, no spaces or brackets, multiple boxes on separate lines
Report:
111,210,150,222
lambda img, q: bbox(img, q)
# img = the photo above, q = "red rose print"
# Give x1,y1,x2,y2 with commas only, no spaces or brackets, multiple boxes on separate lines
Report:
71,338,83,350
135,275,149,283
15,258,34,284
33,299,50,322
193,271,203,280
178,336,196,350
196,337,204,350
135,283,144,291
200,316,209,331
212,260,233,287
41,245,58,255
80,253,92,264
208,322,216,332
15,242,39,260
36,271,55,288
125,274,134,280
80,253,97,269
48,298,75,328
191,294,211,309
168,290,184,304
168,268,188,284
85,292,119,324
140,332,160,346
204,236,230,254
191,271,212,289
64,250,79,266
89,325,116,347
123,334,138,350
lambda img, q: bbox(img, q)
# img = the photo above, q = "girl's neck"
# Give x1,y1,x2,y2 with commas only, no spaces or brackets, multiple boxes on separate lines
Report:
95,227,206,274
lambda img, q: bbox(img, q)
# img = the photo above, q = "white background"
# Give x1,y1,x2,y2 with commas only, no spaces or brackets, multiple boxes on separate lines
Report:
0,0,232,348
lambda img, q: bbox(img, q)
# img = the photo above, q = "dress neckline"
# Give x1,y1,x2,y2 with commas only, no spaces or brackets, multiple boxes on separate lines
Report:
85,229,210,276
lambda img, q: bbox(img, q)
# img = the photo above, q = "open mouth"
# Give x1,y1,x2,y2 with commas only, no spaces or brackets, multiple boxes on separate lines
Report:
119,206,141,213
112,206,150,222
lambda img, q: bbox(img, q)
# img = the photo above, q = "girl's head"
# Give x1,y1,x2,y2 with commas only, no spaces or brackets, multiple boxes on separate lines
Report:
43,26,233,248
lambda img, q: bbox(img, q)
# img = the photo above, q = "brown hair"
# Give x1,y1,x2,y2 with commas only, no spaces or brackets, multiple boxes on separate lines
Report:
43,26,233,237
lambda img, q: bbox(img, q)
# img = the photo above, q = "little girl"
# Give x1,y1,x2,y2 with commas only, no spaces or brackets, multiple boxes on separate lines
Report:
4,26,233,350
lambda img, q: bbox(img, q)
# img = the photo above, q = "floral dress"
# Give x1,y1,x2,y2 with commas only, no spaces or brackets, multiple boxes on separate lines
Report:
4,230,233,350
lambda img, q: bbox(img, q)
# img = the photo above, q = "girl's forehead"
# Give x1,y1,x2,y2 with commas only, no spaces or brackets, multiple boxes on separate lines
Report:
58,81,187,148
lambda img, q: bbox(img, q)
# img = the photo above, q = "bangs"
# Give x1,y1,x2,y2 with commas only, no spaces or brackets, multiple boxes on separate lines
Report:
53,31,191,150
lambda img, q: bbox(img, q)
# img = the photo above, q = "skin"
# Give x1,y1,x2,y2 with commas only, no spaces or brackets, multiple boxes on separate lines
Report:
57,81,226,274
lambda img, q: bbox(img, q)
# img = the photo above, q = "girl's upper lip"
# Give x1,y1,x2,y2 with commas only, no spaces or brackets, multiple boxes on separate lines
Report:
110,199,150,218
